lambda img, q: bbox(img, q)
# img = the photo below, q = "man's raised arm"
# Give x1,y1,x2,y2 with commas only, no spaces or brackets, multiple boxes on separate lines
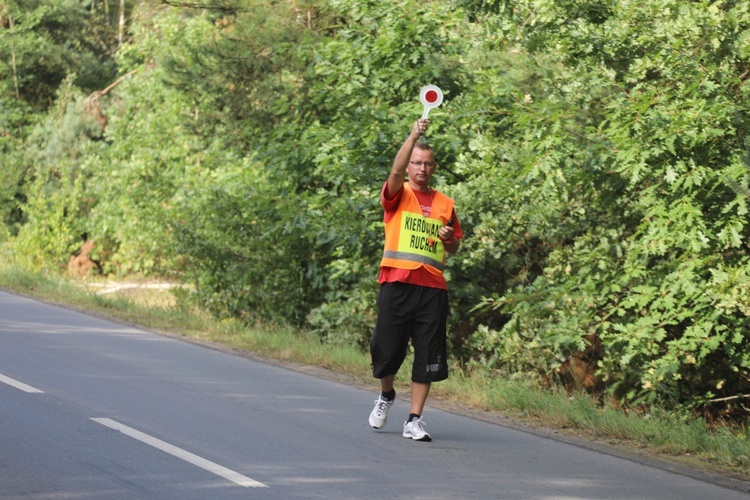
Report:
386,119,428,198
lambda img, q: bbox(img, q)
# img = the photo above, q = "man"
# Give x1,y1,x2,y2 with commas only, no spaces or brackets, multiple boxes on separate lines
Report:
368,118,463,441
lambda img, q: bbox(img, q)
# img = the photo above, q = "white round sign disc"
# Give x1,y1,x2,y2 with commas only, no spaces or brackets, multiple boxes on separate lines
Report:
419,85,444,119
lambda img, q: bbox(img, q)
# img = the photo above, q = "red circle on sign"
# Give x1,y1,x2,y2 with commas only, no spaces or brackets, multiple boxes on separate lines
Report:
425,90,439,103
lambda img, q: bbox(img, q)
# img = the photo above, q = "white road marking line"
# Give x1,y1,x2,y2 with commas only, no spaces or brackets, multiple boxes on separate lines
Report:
0,373,44,393
91,418,267,488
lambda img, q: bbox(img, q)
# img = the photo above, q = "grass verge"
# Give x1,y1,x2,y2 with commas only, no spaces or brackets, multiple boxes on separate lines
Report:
2,264,750,481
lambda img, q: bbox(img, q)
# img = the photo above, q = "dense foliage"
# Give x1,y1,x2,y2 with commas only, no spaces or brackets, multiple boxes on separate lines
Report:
2,0,750,418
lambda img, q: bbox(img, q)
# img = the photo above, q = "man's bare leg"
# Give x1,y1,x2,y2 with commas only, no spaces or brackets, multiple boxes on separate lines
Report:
380,374,395,393
410,381,431,416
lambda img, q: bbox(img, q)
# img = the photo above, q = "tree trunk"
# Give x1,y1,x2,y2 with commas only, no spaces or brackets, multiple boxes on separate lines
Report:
8,14,19,99
118,0,124,46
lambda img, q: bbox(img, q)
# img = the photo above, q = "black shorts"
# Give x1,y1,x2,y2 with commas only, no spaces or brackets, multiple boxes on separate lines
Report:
370,282,449,383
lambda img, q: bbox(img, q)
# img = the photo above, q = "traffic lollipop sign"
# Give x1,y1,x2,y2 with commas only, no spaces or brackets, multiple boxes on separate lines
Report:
419,85,443,119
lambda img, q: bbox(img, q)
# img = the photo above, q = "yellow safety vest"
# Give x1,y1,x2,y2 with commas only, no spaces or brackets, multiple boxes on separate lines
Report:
380,184,455,277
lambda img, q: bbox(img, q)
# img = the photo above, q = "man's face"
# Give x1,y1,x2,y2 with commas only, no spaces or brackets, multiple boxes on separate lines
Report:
407,148,437,190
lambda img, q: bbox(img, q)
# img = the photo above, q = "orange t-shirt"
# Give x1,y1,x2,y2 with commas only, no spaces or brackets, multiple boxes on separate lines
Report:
378,181,462,290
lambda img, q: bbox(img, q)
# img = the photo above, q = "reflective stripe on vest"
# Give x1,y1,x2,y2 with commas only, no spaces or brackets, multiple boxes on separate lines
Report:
382,250,444,271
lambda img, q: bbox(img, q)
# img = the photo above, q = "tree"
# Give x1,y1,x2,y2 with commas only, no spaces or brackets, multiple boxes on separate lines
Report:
0,0,123,244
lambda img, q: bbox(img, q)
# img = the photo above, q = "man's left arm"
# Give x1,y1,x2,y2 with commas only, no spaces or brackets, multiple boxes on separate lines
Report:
438,211,461,255
444,236,460,255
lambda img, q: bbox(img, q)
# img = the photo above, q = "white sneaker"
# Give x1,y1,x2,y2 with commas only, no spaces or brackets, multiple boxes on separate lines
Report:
402,417,432,441
369,396,394,429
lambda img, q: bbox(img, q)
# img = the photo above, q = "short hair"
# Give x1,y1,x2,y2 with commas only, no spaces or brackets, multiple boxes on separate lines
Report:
414,142,433,154
413,142,436,163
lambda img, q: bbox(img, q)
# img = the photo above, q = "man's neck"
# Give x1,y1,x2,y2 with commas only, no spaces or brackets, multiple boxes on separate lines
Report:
408,180,431,193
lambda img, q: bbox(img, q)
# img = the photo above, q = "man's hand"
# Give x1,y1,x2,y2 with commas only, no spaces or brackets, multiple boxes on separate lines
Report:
438,225,454,242
439,220,459,255
413,119,430,138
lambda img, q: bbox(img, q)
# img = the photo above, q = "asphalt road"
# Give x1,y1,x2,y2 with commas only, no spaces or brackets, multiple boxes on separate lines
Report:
1,289,749,499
